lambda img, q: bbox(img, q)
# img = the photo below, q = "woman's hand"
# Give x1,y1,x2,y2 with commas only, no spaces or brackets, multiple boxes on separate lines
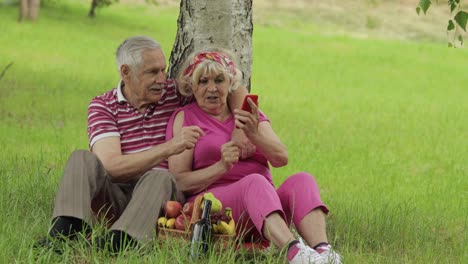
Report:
218,141,240,172
234,99,289,168
234,97,259,139
231,129,256,159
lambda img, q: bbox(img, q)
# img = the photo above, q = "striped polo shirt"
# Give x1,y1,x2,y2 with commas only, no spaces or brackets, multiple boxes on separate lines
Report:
87,79,187,169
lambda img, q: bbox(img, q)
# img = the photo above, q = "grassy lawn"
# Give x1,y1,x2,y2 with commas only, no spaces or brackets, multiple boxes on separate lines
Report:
0,0,466,263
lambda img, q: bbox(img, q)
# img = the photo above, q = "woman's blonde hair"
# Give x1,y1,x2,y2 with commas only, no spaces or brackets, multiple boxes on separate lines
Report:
177,48,243,97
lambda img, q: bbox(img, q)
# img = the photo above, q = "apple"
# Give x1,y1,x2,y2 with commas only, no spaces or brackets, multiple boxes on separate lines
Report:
174,214,184,231
164,200,182,218
174,214,192,231
175,213,191,231
182,201,194,216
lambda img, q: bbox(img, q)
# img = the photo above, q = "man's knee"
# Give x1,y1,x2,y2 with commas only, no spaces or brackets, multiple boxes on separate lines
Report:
137,170,184,203
68,149,99,164
63,150,106,185
141,170,176,185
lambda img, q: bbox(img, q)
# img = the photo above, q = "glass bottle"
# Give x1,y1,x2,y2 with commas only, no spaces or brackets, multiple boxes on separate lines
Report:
189,199,212,259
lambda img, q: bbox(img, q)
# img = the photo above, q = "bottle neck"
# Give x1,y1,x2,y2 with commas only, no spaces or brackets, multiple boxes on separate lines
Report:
201,200,212,220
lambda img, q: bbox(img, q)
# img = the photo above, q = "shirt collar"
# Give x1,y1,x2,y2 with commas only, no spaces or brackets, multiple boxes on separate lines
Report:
116,80,127,103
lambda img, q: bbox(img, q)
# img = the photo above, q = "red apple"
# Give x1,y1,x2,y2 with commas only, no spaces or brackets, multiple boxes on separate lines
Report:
164,200,182,218
175,213,191,231
182,201,194,216
174,214,184,231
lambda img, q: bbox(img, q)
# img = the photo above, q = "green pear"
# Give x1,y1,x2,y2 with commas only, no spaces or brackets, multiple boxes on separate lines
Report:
202,192,222,212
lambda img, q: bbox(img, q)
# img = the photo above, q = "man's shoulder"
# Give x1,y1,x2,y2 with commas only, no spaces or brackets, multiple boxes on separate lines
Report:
88,88,119,117
90,88,118,106
163,79,177,96
157,79,179,106
163,79,195,107
166,79,176,89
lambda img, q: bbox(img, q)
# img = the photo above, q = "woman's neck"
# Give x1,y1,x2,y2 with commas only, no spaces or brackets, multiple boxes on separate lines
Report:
203,105,231,122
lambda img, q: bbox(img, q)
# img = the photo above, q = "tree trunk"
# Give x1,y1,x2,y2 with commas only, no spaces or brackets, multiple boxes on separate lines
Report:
28,0,41,21
168,0,253,90
89,0,98,18
19,0,29,22
18,0,41,21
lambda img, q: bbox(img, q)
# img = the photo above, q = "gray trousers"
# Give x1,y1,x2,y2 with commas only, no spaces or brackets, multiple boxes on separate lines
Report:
52,150,184,242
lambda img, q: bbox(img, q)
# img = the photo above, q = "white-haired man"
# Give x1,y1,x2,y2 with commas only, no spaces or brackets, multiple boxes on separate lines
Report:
39,36,249,252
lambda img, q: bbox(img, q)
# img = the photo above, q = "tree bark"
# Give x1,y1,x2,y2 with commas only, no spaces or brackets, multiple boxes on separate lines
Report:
19,0,29,22
28,0,41,21
18,0,41,22
168,0,253,90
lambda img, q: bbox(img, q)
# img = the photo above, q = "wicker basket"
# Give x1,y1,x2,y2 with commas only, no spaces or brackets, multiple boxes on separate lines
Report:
158,194,235,242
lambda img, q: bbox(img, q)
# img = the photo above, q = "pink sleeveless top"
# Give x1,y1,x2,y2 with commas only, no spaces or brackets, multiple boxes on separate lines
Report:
166,103,273,191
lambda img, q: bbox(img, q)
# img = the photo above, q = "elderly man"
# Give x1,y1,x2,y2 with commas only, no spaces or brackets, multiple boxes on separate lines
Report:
40,36,249,252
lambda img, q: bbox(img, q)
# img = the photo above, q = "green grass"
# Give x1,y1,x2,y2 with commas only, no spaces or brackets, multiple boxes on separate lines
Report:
1,1,467,263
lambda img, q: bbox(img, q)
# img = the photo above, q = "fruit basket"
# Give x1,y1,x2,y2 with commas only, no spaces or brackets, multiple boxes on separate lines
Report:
158,194,235,242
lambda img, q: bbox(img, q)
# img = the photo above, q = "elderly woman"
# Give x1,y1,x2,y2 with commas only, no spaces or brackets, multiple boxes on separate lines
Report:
166,50,341,264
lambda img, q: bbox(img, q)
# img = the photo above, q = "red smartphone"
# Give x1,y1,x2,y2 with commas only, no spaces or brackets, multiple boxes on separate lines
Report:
241,94,258,113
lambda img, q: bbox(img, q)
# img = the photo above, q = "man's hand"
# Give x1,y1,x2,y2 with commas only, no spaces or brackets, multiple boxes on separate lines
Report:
169,126,204,155
219,141,240,172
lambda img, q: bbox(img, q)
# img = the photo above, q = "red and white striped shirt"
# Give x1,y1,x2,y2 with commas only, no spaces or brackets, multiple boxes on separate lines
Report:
87,79,187,169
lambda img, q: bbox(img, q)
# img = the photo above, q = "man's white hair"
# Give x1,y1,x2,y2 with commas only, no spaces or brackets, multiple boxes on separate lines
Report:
116,36,161,77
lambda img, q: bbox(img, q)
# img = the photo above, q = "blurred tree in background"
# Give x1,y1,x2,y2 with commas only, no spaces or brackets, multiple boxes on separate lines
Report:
89,0,119,18
16,0,120,20
18,0,40,21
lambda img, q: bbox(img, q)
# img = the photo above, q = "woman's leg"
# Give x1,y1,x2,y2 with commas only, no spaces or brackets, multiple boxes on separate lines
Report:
208,174,295,248
208,173,332,263
276,172,329,247
262,212,295,247
296,209,328,247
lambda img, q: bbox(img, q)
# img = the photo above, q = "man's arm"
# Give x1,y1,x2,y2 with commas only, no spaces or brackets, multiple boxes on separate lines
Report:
227,85,248,111
92,126,203,182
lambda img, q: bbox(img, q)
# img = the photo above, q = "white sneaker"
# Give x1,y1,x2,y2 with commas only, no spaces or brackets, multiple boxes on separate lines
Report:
288,239,326,264
318,245,342,264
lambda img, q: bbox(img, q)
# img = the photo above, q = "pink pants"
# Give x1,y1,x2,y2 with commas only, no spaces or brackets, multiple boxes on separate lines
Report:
189,172,328,242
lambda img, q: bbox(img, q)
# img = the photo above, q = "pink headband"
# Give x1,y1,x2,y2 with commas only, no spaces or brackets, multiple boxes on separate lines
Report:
183,51,236,77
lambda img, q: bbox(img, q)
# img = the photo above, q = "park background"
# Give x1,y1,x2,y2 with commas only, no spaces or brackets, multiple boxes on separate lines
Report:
0,0,466,263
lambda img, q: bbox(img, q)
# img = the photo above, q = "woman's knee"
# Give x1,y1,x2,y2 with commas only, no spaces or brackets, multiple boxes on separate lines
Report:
239,174,276,203
287,172,318,185
277,172,321,201
241,173,270,187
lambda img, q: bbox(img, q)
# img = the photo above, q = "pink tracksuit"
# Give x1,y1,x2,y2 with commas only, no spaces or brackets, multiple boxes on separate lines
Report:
167,103,328,241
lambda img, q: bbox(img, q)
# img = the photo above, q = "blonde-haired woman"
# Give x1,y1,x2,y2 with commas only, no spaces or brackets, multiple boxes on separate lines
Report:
166,49,341,264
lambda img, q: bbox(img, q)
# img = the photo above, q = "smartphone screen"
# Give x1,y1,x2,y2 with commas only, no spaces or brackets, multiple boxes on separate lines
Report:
241,95,258,113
